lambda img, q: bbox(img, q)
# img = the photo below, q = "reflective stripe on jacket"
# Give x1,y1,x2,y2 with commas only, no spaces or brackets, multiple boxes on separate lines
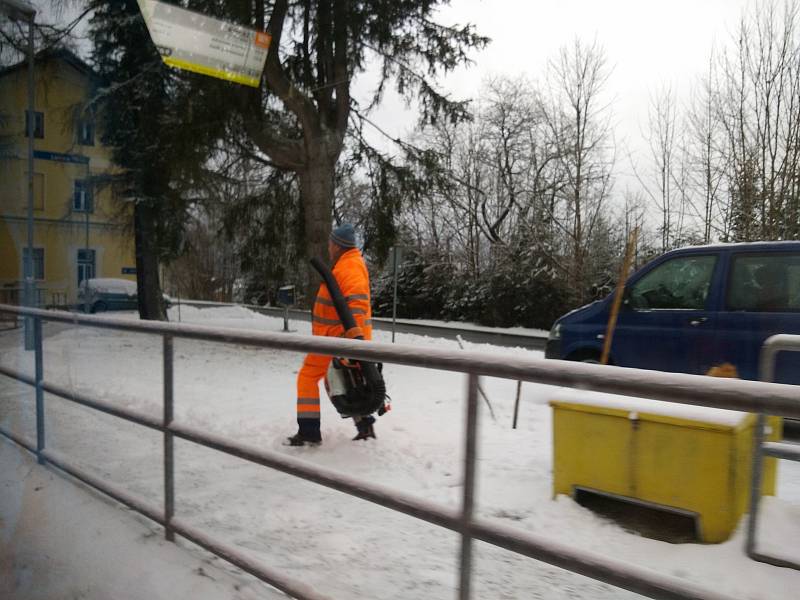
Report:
312,248,372,340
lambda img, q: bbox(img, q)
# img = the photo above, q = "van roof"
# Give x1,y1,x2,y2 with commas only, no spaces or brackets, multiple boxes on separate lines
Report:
668,240,800,253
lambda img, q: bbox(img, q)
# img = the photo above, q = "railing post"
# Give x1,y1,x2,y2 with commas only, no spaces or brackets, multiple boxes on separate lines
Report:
34,316,44,464
748,341,777,557
459,372,479,600
745,412,766,557
163,334,175,542
512,380,522,429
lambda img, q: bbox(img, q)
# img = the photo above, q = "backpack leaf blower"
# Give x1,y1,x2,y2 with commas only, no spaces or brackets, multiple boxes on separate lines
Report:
310,257,388,418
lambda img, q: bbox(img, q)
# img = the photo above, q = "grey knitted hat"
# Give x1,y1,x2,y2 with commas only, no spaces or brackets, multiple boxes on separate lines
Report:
330,223,357,248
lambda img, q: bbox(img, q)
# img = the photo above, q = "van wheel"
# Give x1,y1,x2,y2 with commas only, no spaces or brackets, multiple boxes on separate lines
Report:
566,350,606,364
91,301,107,313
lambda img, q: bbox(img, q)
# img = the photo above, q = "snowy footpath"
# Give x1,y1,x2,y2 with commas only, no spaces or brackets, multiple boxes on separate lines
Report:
1,306,799,600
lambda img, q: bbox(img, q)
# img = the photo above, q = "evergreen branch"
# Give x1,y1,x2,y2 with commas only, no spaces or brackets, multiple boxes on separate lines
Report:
363,42,473,125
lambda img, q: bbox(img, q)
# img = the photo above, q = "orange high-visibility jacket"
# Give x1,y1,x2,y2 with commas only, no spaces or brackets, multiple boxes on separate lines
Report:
312,249,372,340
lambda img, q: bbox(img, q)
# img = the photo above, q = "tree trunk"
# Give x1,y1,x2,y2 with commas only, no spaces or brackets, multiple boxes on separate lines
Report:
134,201,167,321
298,158,335,307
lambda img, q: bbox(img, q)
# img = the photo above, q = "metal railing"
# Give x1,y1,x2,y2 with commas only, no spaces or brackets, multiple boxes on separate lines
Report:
746,334,800,570
2,304,800,600
0,286,67,310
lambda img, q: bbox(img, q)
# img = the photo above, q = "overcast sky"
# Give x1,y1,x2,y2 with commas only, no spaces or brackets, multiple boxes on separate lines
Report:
31,0,757,200
361,0,755,190
437,0,751,97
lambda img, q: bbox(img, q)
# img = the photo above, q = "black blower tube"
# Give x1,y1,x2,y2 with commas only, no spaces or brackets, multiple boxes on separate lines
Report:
310,257,363,339
310,256,387,416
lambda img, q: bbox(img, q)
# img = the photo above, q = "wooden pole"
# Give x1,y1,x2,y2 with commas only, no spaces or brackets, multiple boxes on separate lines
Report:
600,228,639,365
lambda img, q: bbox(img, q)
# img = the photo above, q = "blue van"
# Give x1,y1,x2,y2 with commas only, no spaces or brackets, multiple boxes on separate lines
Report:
545,242,800,385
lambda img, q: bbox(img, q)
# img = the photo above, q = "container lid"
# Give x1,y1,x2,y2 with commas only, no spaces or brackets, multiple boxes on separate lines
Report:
549,389,749,429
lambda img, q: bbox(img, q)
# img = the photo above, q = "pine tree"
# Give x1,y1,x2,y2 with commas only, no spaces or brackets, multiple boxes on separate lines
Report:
190,0,488,301
88,0,226,319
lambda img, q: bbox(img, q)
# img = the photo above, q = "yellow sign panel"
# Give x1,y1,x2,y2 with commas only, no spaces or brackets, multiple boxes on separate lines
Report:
137,0,270,87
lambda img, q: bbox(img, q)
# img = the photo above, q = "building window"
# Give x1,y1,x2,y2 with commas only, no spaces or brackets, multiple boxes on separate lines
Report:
25,110,44,139
77,248,95,286
22,247,44,280
73,179,94,212
78,118,94,145
23,172,45,210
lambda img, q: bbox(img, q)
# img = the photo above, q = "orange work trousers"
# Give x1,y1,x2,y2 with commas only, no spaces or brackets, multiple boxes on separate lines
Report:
296,353,332,428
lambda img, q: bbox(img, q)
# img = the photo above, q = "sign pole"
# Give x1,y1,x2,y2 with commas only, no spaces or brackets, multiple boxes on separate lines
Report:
278,285,295,333
84,206,90,314
391,247,399,343
23,7,35,350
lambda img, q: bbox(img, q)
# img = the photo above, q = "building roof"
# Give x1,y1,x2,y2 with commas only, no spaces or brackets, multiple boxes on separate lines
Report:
0,47,96,80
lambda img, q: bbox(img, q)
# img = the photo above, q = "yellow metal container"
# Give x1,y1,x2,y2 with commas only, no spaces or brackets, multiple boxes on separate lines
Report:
551,398,780,543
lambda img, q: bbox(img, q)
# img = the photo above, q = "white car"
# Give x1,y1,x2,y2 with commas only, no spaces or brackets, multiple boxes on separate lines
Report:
77,278,139,313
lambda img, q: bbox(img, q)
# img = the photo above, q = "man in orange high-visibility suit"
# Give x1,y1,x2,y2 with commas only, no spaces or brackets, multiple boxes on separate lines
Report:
287,223,376,446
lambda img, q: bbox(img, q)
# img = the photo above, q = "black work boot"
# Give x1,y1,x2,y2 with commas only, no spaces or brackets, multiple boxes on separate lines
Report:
287,419,321,446
286,431,322,447
352,416,376,441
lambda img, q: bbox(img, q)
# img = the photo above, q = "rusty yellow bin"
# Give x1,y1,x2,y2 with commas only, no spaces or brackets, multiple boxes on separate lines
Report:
550,391,781,543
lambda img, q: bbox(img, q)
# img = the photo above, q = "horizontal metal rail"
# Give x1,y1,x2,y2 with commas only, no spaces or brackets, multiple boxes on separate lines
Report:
1,395,738,600
468,518,732,600
762,441,800,461
0,364,162,430
0,303,792,600
44,446,165,525
0,430,334,600
168,425,733,600
3,304,800,419
170,516,334,600
42,377,163,431
0,362,35,387
0,423,35,454
747,551,800,571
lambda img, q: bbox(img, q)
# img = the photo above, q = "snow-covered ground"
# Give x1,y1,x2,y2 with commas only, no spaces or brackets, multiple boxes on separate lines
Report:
1,305,799,599
174,299,551,337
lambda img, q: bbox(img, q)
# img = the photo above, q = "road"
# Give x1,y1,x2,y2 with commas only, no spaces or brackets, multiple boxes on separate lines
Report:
178,301,549,350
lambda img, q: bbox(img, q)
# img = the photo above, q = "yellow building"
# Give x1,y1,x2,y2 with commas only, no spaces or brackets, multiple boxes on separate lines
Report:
0,49,135,307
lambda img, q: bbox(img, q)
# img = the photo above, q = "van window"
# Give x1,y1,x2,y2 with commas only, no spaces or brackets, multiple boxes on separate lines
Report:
727,253,800,312
629,255,717,310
